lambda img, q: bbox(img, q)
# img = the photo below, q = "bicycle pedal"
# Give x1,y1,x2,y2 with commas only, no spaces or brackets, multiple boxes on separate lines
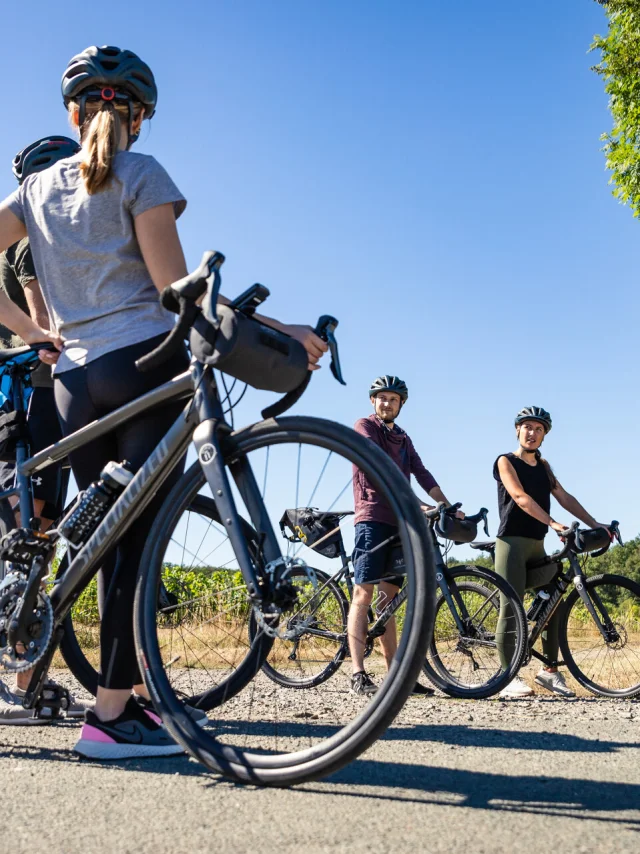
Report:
34,704,64,721
36,684,70,718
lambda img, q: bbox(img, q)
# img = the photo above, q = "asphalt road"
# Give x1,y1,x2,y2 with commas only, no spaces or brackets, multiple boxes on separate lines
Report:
1,684,638,854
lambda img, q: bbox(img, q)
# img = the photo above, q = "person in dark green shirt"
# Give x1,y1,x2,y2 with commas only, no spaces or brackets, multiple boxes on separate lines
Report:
0,137,87,723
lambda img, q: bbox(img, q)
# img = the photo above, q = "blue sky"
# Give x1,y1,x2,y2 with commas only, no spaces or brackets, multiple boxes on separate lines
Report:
0,1,636,554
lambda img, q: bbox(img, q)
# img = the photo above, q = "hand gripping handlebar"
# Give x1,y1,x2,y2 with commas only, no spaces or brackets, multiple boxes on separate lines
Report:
134,251,347,419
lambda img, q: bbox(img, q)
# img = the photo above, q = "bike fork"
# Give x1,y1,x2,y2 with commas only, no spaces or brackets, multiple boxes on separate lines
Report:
190,367,279,601
572,572,616,641
435,571,468,635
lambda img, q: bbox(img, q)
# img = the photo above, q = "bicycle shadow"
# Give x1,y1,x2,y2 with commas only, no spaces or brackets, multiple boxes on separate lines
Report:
205,718,637,756
3,719,639,826
382,722,636,754
314,759,640,828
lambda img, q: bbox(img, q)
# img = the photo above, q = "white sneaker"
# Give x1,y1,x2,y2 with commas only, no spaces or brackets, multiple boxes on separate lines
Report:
499,676,534,699
0,680,47,725
15,683,93,720
535,669,576,698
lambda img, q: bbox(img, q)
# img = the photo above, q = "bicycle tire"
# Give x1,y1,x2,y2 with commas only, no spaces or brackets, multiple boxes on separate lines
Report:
57,492,262,703
423,565,527,700
135,415,435,786
251,566,350,689
559,573,640,698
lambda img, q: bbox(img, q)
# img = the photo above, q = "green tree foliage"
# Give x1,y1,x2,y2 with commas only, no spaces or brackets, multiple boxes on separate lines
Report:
592,1,640,216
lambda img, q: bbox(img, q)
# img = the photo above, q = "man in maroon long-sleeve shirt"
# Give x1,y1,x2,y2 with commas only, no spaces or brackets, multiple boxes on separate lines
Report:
348,375,459,697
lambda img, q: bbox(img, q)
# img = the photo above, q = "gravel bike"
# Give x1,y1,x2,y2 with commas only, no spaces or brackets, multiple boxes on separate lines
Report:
0,251,436,785
471,520,640,697
254,503,527,699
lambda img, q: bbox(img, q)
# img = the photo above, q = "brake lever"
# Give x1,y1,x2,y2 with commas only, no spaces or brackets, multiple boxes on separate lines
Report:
610,520,623,545
315,315,346,386
201,265,223,331
480,507,490,537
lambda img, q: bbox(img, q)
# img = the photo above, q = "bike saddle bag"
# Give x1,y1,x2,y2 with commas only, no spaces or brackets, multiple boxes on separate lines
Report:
280,508,344,559
190,305,308,394
435,516,478,545
574,527,610,555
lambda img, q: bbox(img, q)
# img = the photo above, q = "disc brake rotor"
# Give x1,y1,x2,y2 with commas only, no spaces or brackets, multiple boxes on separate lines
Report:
253,557,318,640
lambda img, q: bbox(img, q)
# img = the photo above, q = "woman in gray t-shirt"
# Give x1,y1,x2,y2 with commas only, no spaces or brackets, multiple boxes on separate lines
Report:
0,45,326,760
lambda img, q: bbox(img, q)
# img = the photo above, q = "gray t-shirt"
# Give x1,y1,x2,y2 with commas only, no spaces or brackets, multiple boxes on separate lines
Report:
7,151,186,373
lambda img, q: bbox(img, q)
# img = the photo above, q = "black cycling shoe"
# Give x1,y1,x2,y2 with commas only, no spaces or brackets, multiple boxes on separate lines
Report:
411,682,435,697
350,671,378,696
134,694,208,728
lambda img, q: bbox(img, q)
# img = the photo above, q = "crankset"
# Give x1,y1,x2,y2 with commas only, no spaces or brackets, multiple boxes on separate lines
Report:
0,574,54,672
0,528,57,672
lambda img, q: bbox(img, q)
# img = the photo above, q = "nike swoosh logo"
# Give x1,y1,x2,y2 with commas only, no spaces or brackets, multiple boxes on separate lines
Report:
100,722,144,744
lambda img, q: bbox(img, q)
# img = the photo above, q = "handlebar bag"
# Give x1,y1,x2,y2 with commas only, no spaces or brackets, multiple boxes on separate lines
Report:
435,516,478,545
280,508,344,559
190,306,308,394
574,527,610,555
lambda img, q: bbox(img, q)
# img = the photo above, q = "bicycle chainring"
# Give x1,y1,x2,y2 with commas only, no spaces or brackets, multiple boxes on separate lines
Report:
0,575,54,672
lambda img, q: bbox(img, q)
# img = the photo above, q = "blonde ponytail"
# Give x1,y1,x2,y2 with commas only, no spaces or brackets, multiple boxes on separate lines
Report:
77,103,120,194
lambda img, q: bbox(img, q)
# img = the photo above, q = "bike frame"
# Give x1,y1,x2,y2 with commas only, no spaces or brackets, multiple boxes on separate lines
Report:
12,362,284,708
527,549,619,667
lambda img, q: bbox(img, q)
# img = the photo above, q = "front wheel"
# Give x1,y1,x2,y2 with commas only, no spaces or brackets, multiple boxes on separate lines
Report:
423,566,527,699
135,415,435,786
559,573,640,698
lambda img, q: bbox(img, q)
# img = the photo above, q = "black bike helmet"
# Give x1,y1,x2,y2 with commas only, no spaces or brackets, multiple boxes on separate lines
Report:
61,45,157,148
62,45,157,117
368,375,409,402
514,406,552,433
12,136,81,184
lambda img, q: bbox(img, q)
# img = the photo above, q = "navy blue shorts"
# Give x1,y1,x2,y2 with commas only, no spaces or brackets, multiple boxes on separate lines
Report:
352,521,405,587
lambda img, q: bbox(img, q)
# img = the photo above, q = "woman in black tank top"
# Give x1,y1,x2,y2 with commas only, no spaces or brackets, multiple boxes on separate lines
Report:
493,406,607,700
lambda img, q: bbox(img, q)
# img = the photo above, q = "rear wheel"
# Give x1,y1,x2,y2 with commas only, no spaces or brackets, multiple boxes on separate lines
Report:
252,567,350,689
559,573,640,698
424,566,527,699
135,415,435,786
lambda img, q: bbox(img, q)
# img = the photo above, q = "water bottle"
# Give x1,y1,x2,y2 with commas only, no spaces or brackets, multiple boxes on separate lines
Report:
527,588,551,622
59,461,134,547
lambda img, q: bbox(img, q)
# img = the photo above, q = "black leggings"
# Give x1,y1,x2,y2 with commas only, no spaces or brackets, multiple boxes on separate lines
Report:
54,334,189,690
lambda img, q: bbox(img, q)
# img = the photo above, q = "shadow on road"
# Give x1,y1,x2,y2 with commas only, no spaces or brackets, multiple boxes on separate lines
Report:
3,719,639,829
315,759,640,828
382,723,636,754
200,718,638,756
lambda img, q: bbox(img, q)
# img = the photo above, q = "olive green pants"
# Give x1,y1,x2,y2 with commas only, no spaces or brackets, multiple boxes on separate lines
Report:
494,536,560,670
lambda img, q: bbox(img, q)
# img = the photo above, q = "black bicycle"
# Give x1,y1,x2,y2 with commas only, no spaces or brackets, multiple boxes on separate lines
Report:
0,251,436,785
253,503,527,700
471,520,640,697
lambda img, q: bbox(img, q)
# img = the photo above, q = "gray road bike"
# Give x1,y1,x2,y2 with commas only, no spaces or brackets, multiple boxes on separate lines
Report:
0,251,436,785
